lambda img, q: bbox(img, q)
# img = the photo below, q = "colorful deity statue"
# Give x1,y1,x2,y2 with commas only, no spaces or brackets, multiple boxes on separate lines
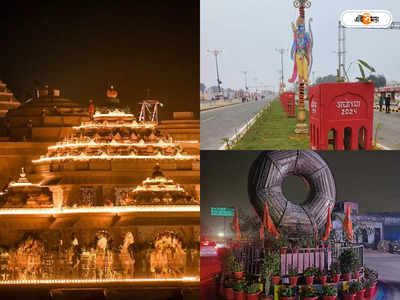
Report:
288,16,313,84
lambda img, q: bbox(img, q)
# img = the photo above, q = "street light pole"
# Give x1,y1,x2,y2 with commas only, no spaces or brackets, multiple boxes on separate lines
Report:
241,71,248,92
208,50,223,96
276,48,287,92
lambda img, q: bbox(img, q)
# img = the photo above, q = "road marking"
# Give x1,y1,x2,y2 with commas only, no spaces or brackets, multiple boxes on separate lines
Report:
201,116,216,123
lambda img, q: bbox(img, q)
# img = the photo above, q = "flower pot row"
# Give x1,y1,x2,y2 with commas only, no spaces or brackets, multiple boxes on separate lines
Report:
222,287,261,300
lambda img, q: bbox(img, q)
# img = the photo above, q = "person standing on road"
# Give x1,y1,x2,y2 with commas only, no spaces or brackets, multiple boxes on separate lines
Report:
379,94,384,111
385,94,391,113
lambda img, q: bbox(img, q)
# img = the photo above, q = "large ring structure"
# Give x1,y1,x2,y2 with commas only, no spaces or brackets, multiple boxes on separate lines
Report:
248,151,335,236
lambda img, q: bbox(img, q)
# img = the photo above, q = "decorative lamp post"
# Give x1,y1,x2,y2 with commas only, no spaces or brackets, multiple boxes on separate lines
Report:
288,0,313,134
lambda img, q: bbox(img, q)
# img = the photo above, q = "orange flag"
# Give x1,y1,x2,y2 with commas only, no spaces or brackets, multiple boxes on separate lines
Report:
232,208,241,240
263,202,280,239
343,204,353,241
322,205,332,241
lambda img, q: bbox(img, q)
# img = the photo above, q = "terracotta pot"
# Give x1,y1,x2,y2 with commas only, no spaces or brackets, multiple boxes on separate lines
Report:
234,271,244,279
331,274,341,283
234,290,245,300
302,297,318,300
322,296,337,300
261,295,273,300
281,248,287,254
365,286,373,298
354,270,360,280
319,275,328,285
305,276,314,285
289,276,298,286
219,285,225,297
342,294,356,300
272,276,281,285
356,289,365,300
225,288,235,300
343,273,352,281
280,297,295,300
246,291,261,300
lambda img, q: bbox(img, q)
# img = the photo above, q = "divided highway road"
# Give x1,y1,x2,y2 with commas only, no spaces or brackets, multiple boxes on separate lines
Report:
201,99,270,150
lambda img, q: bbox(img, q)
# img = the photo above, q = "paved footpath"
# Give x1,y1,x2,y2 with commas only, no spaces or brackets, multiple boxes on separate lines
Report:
200,98,270,150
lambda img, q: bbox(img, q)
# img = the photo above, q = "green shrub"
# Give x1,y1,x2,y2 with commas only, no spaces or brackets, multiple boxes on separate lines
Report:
339,249,360,274
322,285,338,296
245,283,260,294
232,261,244,272
330,262,341,275
288,267,298,277
303,267,317,277
232,280,245,292
301,286,318,297
280,286,295,297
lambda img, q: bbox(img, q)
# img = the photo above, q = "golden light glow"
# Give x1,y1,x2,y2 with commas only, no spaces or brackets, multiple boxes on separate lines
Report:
48,140,177,150
132,185,184,192
0,277,199,285
93,110,134,118
0,205,200,215
33,153,199,163
73,122,156,130
8,182,40,187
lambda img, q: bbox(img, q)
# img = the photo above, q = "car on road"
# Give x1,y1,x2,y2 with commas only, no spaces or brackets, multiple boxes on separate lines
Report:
200,240,218,257
389,241,400,254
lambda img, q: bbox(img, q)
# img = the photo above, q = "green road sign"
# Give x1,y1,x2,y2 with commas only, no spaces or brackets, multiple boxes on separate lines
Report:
211,207,235,217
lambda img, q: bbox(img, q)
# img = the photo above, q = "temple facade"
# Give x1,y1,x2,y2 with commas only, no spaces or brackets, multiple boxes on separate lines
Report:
0,85,200,288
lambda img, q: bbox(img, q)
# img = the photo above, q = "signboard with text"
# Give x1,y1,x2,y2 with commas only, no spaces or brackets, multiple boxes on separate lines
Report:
211,207,235,217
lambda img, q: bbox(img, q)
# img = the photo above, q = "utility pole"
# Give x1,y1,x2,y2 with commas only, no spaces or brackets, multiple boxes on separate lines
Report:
276,48,287,92
208,50,223,97
337,21,346,79
241,71,248,92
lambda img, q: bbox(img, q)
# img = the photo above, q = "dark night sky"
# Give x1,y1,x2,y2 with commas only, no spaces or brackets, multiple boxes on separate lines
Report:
201,151,400,236
0,1,199,119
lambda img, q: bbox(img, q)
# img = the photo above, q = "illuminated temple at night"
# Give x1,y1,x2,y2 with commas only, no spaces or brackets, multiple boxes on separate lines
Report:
0,83,200,297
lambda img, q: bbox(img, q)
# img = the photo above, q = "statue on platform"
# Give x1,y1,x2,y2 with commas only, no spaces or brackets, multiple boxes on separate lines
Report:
88,99,95,120
94,231,113,279
119,232,135,278
288,16,313,84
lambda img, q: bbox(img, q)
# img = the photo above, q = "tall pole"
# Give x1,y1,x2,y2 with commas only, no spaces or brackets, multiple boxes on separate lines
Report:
208,50,223,95
241,71,248,92
276,48,286,92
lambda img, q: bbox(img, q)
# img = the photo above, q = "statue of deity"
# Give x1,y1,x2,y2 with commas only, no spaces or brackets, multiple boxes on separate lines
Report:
288,16,313,84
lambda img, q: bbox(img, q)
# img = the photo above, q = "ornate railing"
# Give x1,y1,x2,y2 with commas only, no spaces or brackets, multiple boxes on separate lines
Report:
231,241,363,277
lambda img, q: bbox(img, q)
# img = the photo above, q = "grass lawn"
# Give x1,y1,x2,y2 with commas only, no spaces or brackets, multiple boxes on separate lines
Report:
233,99,311,150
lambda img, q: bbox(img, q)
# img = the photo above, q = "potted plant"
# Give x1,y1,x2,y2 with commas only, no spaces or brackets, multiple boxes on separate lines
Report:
300,286,318,300
353,261,361,280
245,283,261,300
233,280,246,300
288,267,299,286
303,267,316,285
343,282,358,300
354,281,365,300
224,278,235,300
339,250,360,281
316,268,328,285
261,251,280,300
364,281,375,299
281,246,288,254
232,261,245,279
321,285,338,300
280,286,295,300
330,262,341,283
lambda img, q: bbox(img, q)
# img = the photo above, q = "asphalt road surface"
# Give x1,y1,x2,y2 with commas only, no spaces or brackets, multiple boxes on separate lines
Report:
200,99,270,150
374,110,400,150
364,249,400,300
